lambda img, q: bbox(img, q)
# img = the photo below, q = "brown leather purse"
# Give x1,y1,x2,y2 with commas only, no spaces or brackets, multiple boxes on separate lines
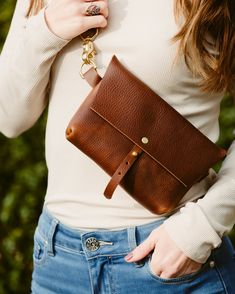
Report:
65,53,227,215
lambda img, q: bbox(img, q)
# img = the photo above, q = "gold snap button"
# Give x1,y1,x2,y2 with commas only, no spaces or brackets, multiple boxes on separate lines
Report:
141,137,149,144
132,151,138,157
209,261,215,268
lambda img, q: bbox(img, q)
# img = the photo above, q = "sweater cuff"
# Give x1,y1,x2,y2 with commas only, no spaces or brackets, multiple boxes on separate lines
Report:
24,7,71,52
163,201,222,263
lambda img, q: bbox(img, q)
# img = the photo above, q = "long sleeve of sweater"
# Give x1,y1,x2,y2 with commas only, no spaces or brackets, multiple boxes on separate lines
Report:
164,138,235,263
0,0,70,138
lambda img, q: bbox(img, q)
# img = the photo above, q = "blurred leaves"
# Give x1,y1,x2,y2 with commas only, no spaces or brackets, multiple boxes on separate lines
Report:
0,114,47,293
0,1,235,293
0,0,16,50
217,93,235,147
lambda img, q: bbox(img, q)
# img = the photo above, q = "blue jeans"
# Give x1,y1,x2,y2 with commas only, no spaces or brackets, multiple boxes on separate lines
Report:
31,207,235,294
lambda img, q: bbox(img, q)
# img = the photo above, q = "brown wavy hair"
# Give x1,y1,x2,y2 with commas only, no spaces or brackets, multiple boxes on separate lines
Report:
27,0,235,93
26,0,44,17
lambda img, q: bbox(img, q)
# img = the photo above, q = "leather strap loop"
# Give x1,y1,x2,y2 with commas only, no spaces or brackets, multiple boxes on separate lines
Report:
104,144,143,199
84,66,102,87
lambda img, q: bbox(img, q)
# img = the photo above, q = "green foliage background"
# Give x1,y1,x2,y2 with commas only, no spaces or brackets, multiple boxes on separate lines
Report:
0,1,235,293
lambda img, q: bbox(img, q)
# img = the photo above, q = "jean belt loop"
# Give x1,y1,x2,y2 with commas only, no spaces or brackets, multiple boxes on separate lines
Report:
127,226,145,267
47,218,59,257
127,226,137,252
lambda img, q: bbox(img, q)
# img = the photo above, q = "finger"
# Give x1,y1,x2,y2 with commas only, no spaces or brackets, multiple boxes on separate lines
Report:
149,246,160,267
148,253,163,277
83,0,108,3
124,234,157,262
150,249,173,278
159,270,176,279
83,14,108,30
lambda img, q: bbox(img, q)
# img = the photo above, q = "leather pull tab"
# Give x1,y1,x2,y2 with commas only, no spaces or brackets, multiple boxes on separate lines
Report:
104,145,143,199
83,67,102,87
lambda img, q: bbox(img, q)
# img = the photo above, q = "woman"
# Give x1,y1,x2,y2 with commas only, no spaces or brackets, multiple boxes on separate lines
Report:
0,0,235,293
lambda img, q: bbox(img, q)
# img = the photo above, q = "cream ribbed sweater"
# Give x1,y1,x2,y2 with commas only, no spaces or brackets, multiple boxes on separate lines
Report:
1,0,235,263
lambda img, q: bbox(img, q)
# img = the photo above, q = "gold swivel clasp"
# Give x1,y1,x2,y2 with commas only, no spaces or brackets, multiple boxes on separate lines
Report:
80,28,99,79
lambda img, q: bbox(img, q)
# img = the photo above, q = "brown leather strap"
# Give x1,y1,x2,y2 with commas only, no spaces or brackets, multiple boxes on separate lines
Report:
84,67,102,87
104,144,143,199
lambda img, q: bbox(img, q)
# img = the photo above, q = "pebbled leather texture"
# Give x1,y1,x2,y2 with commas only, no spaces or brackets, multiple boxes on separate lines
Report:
66,55,227,214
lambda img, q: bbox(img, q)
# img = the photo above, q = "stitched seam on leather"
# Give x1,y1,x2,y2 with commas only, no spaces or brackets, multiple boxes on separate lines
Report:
90,106,187,187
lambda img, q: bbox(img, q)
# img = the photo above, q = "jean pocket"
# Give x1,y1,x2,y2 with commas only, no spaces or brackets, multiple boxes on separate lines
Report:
33,228,48,266
146,254,211,284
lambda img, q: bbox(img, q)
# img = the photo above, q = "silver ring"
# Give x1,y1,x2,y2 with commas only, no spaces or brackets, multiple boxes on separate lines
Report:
85,3,101,16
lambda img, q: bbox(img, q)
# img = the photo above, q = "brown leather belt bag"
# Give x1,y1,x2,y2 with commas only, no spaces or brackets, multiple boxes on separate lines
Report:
66,54,226,214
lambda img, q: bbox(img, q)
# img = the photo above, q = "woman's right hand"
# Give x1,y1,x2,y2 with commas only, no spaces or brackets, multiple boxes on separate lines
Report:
44,0,109,41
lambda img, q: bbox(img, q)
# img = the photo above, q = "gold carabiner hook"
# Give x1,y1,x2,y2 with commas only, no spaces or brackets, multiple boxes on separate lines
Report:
79,28,99,78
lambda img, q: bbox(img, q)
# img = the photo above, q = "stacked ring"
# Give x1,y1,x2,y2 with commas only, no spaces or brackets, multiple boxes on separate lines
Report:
85,3,101,16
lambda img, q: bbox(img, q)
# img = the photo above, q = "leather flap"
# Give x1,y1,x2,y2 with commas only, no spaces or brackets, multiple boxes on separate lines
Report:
90,55,226,187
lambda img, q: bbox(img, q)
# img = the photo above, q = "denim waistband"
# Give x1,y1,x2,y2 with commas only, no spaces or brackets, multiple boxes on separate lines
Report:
36,207,167,261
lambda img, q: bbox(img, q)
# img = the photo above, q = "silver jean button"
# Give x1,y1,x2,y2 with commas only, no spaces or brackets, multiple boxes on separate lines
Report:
209,261,215,268
85,237,100,251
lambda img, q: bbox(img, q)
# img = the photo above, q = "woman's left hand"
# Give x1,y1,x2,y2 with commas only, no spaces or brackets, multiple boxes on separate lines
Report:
124,224,203,279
